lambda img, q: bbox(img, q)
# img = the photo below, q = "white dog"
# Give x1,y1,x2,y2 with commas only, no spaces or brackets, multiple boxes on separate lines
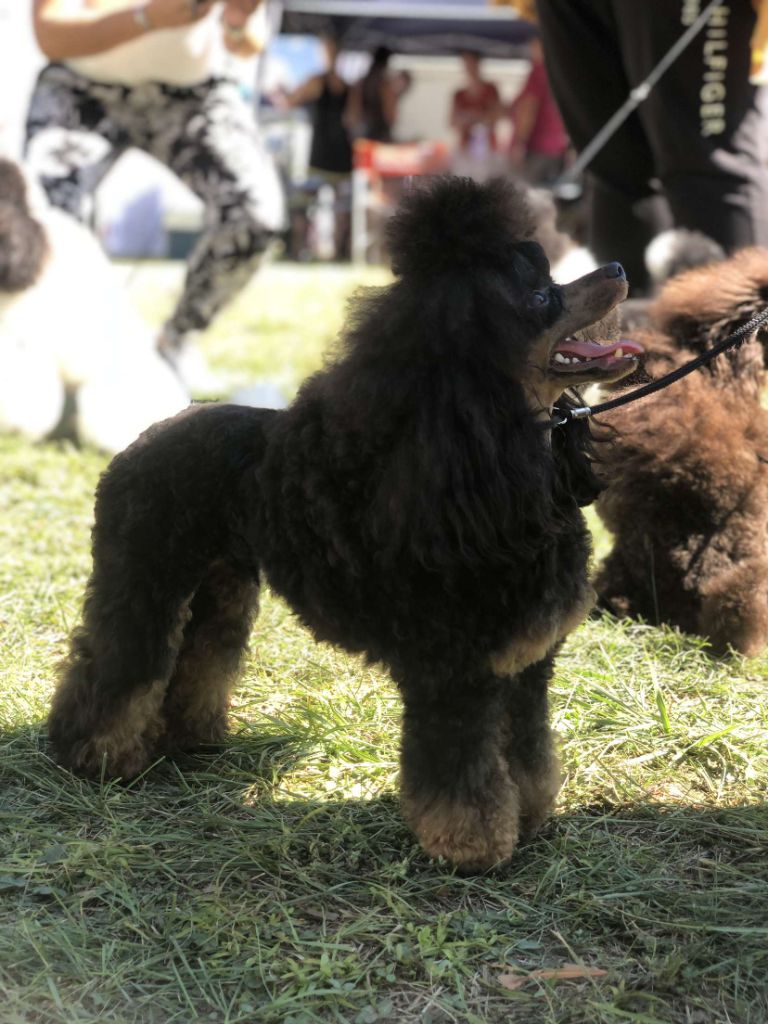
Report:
0,157,189,453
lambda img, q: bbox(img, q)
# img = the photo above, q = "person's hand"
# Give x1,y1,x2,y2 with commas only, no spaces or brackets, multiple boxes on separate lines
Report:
143,0,216,30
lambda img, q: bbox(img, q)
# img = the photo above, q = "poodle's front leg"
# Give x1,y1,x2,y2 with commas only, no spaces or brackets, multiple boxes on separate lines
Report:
396,667,520,873
499,654,562,840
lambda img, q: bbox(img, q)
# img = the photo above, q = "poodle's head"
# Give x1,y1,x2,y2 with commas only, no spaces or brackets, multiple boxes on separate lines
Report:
650,247,768,386
385,176,640,415
0,158,47,293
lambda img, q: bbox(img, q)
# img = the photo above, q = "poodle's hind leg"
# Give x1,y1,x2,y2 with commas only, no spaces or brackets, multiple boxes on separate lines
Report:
499,654,562,841
698,558,768,657
49,567,196,779
594,550,642,620
161,561,260,754
396,665,520,873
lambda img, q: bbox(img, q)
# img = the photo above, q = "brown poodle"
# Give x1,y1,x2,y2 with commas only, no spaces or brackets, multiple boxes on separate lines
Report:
595,248,768,656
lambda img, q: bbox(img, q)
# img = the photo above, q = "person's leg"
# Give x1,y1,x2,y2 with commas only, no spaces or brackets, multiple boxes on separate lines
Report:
24,64,128,223
613,0,768,252
536,0,668,291
135,78,285,360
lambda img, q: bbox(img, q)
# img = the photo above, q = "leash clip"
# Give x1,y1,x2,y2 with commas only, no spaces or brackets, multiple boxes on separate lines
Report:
548,405,590,429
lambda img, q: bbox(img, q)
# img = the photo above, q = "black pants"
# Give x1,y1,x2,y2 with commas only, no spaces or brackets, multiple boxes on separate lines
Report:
537,0,768,291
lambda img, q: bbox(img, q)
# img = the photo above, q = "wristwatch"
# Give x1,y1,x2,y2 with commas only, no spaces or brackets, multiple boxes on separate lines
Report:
132,5,152,30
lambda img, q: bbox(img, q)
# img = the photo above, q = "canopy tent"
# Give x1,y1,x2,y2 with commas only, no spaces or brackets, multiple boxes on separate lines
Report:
279,1,536,58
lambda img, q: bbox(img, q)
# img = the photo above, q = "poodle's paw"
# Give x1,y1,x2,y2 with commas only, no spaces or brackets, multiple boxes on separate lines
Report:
699,573,768,657
56,732,157,780
402,783,521,873
49,679,167,780
159,710,230,754
514,752,562,840
595,590,633,618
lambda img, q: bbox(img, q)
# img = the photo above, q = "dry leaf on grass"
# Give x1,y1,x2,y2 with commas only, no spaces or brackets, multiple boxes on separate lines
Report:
498,963,608,990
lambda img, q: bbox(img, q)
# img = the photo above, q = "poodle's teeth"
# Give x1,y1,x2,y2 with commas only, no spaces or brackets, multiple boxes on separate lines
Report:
553,352,568,364
614,347,624,359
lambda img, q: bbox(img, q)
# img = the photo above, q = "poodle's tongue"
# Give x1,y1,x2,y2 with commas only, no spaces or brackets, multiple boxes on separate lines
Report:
553,337,644,360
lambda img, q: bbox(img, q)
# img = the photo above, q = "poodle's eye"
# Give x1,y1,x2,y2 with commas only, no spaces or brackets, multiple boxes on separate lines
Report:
529,290,549,309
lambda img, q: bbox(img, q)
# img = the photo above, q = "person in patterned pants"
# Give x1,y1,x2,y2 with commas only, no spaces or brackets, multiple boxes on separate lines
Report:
27,0,285,388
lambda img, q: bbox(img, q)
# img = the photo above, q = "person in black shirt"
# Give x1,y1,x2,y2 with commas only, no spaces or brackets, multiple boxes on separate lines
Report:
279,34,352,176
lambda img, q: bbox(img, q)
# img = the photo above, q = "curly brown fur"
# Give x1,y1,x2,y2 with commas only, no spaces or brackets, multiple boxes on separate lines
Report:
49,177,635,871
595,248,768,655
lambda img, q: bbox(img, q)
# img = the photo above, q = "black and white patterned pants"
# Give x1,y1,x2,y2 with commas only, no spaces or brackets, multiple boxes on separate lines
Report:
25,63,286,342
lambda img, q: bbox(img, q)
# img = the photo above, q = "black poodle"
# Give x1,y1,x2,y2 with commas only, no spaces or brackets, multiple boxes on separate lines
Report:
49,177,640,871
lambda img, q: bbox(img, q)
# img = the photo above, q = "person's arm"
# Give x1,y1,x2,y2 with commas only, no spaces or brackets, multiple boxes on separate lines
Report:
380,74,399,132
276,73,324,108
509,92,540,165
483,83,503,127
450,91,471,131
32,0,215,62
343,80,362,133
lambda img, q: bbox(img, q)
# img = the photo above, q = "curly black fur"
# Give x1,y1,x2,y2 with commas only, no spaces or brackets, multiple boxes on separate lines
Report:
50,177,610,871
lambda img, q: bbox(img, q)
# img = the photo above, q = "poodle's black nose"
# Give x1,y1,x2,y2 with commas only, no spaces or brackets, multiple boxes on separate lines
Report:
603,261,626,279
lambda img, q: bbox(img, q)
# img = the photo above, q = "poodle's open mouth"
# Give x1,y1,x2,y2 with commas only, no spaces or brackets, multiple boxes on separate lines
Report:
549,336,644,378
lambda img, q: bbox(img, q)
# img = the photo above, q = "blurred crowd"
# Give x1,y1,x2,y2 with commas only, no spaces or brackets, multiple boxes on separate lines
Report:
3,0,768,451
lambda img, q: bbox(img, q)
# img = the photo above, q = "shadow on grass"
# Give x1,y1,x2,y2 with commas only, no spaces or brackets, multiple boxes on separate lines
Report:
2,718,767,1024
3,718,766,884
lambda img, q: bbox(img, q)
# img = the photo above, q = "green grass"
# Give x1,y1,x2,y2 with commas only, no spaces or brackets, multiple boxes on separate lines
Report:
1,263,768,1023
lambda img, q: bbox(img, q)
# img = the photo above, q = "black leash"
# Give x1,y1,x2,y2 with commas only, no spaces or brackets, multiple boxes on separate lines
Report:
549,305,768,430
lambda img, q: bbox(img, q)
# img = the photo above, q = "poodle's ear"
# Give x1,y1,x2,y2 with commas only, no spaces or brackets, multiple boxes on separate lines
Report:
0,203,47,292
551,396,605,508
386,176,536,279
